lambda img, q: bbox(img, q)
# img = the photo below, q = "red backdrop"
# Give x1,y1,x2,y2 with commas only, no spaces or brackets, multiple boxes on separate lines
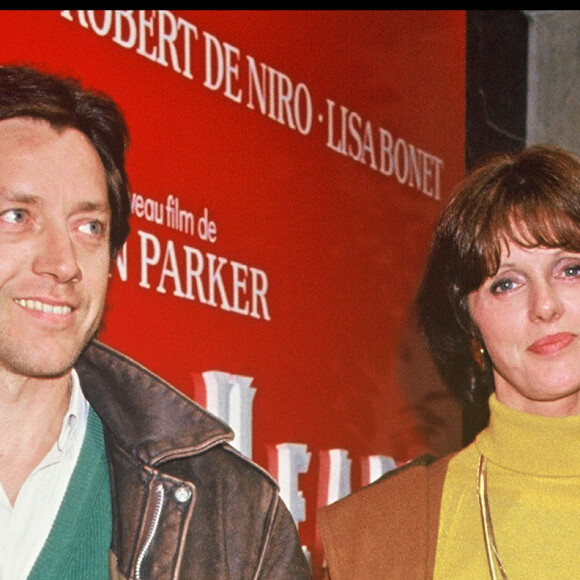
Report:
0,10,465,575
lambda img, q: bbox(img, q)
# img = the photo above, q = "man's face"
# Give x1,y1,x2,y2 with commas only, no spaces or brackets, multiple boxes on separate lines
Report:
0,118,111,380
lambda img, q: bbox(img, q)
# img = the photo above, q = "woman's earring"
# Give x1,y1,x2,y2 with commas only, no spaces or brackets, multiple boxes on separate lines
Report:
470,337,486,370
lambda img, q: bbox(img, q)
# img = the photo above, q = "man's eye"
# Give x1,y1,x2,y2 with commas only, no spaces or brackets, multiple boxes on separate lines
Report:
1,209,26,224
79,220,104,236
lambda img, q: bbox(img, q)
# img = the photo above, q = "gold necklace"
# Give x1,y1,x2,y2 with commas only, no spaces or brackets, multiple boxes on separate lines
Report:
477,455,509,580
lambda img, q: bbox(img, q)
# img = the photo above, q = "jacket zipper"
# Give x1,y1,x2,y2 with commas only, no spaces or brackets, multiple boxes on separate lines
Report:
135,483,165,580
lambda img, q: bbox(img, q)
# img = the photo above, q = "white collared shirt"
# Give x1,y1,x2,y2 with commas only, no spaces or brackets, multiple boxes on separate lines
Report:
0,369,89,580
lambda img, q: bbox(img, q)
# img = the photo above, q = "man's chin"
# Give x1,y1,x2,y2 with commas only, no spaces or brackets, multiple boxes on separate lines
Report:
3,344,85,380
0,323,101,380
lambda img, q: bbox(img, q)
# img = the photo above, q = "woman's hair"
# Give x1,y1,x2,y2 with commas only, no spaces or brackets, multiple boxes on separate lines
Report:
416,144,580,403
0,65,130,257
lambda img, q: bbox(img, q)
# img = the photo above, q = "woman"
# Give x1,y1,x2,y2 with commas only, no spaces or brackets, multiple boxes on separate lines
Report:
318,144,580,579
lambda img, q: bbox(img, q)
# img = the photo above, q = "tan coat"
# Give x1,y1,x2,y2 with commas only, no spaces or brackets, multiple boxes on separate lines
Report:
318,454,453,579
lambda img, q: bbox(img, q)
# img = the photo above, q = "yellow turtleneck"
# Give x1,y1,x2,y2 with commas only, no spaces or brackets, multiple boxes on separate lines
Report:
434,394,580,579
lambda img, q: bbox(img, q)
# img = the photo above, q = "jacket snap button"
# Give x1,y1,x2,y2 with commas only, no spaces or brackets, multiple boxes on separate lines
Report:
174,486,192,503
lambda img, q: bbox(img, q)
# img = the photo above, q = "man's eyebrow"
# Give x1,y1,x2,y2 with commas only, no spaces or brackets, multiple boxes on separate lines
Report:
0,190,41,204
74,200,111,213
0,191,110,213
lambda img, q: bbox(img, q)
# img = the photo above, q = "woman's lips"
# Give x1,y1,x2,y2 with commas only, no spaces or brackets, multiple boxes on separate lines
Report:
527,332,577,356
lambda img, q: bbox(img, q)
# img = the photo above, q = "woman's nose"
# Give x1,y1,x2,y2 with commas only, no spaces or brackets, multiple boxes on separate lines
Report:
529,280,564,323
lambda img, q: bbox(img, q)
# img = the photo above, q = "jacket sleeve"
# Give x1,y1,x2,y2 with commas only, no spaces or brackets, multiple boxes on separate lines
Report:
256,495,311,579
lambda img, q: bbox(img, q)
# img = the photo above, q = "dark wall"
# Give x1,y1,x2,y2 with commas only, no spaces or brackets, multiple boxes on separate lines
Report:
463,10,528,443
466,10,528,169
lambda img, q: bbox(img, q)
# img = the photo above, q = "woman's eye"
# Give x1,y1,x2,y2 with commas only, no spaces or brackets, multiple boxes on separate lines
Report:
490,279,516,294
562,264,580,278
1,209,26,224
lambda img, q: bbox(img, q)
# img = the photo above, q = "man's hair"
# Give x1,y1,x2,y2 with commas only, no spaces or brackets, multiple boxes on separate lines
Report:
416,144,580,403
0,65,130,256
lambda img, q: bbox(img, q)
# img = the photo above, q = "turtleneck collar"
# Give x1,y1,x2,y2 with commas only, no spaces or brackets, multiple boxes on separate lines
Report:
475,394,580,477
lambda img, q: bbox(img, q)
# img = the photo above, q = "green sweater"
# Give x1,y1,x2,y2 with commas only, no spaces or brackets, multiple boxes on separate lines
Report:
27,407,112,579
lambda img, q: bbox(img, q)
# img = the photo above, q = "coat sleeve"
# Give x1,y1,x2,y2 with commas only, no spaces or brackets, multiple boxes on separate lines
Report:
255,495,311,579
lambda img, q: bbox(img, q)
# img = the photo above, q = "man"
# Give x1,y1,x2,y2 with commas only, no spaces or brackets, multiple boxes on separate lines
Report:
0,65,309,579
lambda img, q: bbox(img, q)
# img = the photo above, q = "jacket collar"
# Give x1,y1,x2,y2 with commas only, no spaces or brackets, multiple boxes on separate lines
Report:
75,340,234,466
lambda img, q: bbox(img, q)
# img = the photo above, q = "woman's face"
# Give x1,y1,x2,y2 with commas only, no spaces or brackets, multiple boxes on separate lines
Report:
468,239,580,416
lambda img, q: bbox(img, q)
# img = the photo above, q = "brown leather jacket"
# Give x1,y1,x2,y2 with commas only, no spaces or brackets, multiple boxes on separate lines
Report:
76,341,311,580
318,454,453,580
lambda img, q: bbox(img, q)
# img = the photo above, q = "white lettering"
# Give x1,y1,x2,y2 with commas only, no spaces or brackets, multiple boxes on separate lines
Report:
136,10,157,62
203,32,242,103
136,230,271,320
246,55,312,135
360,455,396,487
87,10,112,36
200,371,256,459
62,10,199,81
113,242,128,282
268,443,311,526
318,449,352,506
138,230,161,289
156,240,186,297
327,99,443,200
112,10,137,49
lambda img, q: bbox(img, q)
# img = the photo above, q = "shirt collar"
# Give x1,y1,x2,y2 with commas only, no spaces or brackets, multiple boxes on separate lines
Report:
56,368,89,453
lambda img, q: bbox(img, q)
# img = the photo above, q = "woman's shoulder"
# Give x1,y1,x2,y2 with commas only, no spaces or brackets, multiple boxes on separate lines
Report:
319,453,445,525
317,453,455,580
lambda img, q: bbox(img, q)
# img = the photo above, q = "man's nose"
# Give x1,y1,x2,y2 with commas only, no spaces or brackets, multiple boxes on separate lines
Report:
31,224,82,283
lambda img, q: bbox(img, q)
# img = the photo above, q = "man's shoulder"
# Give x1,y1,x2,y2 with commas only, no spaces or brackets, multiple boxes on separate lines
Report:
78,341,232,440
77,346,309,578
77,341,280,491
185,437,282,493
